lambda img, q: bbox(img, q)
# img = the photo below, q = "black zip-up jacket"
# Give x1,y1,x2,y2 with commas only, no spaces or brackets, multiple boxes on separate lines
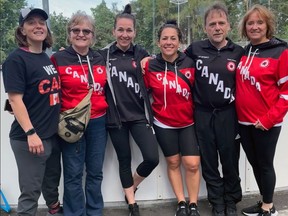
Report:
185,38,244,109
98,42,154,128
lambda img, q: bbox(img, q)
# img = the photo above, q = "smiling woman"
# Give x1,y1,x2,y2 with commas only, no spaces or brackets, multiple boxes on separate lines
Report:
236,4,288,216
2,7,61,216
98,4,159,216
50,11,108,216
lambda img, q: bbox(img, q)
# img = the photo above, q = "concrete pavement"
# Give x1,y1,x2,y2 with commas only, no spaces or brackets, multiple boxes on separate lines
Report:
1,189,288,216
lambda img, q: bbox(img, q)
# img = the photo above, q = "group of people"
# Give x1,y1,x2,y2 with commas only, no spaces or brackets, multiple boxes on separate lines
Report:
1,2,287,216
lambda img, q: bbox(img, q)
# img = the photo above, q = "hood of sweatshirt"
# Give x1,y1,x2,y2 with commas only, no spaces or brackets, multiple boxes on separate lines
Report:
241,37,287,81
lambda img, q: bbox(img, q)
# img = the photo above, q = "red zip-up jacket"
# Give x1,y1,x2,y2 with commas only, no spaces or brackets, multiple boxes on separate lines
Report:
236,37,288,129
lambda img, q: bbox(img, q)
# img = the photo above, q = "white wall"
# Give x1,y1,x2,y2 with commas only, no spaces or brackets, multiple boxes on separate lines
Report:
1,78,287,206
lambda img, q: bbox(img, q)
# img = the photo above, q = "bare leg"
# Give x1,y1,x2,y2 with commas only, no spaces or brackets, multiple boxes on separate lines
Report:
182,155,201,204
261,202,273,211
124,172,145,204
133,171,145,190
166,154,186,202
124,186,136,204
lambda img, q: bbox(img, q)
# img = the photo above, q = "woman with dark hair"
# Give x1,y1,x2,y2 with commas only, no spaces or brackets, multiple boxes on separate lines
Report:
143,20,201,216
2,8,61,216
99,4,159,216
51,11,107,216
237,4,288,216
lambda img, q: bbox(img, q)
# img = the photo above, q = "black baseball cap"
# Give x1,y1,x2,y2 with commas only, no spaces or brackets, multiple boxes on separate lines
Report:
19,8,48,25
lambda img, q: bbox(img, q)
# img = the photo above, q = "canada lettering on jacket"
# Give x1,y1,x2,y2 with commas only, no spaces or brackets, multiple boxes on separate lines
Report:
109,65,140,94
65,66,88,82
196,59,232,100
156,73,190,100
64,66,104,93
238,61,261,91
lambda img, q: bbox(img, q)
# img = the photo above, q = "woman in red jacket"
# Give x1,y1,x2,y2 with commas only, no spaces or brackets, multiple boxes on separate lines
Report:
144,20,200,216
51,11,107,216
236,4,288,216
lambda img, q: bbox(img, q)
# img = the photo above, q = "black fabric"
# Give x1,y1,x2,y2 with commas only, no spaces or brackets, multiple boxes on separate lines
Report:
2,48,61,140
185,38,244,108
108,120,159,188
194,105,242,210
108,44,145,122
99,43,154,128
153,124,199,157
239,125,281,203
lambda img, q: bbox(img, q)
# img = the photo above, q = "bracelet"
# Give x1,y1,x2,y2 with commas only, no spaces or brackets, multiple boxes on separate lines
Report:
25,128,36,136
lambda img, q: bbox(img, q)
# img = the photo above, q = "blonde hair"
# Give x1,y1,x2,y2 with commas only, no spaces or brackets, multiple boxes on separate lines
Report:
66,11,96,46
239,4,276,40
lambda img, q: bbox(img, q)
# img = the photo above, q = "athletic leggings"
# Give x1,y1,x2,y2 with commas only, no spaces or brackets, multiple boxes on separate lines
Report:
239,125,281,203
108,120,159,188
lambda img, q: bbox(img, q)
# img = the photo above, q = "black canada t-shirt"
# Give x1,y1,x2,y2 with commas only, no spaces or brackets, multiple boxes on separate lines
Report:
2,48,61,140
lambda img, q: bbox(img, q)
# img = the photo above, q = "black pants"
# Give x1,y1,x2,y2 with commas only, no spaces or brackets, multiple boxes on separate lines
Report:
109,120,159,188
239,125,281,203
194,105,242,212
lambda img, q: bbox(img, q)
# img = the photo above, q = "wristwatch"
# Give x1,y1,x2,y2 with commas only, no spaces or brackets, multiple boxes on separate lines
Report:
25,128,36,136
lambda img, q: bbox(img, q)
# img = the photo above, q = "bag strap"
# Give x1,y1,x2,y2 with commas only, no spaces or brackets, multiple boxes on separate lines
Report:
76,88,93,109
86,55,94,86
166,63,193,91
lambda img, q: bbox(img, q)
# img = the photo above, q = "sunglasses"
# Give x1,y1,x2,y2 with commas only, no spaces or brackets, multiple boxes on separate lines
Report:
70,28,93,36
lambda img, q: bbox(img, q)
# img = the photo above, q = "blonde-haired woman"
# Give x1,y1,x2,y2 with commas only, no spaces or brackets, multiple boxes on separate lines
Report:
236,4,288,216
51,11,107,216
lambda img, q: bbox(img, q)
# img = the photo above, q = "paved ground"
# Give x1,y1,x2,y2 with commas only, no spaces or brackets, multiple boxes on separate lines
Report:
1,189,288,216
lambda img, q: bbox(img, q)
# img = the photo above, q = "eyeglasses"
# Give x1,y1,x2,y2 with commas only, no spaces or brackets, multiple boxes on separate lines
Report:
70,28,93,36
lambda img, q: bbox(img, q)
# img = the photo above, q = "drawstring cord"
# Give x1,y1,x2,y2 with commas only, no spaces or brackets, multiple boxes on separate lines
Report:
163,62,168,109
174,63,181,93
163,62,182,110
76,54,95,88
241,46,258,82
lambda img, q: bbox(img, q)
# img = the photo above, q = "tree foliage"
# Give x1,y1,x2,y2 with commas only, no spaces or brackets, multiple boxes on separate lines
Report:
91,0,115,49
50,12,69,51
0,0,26,63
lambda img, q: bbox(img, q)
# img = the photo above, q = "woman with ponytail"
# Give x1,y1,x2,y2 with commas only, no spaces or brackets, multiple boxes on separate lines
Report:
143,20,201,216
99,4,159,216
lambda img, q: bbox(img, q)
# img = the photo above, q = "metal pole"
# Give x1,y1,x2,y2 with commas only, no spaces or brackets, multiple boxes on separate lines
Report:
42,0,50,28
187,16,191,45
170,0,188,27
178,4,180,26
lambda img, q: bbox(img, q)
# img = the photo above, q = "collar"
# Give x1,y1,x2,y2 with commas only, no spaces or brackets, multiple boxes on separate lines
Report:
202,38,235,51
110,42,135,55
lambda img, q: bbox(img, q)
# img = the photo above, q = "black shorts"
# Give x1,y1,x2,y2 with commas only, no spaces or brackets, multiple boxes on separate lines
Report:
153,124,199,157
